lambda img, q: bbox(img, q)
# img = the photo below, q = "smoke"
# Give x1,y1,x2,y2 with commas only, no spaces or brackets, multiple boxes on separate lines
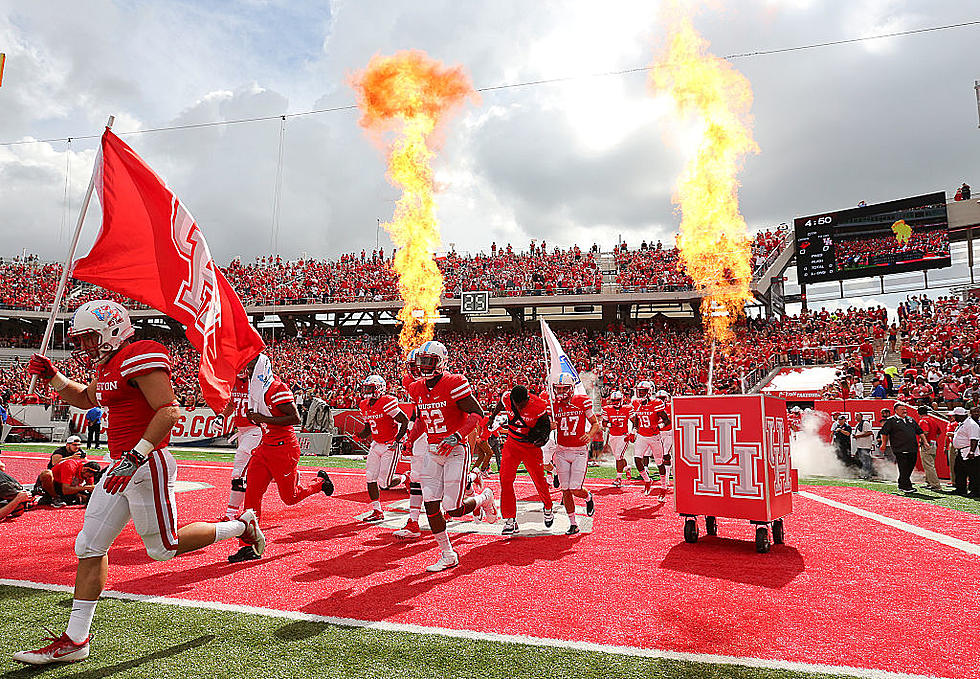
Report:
791,409,853,479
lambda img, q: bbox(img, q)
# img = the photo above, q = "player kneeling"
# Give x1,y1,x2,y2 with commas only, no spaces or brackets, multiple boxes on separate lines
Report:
406,341,496,571
15,301,264,666
549,373,600,534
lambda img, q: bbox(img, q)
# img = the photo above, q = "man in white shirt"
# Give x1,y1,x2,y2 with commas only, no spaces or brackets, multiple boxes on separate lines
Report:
852,414,875,479
949,407,980,498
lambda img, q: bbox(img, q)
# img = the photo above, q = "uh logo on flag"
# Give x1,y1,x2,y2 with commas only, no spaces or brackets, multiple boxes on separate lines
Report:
72,130,264,413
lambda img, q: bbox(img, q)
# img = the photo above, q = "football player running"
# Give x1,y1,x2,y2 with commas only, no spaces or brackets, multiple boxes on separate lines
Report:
548,373,600,534
602,390,632,487
655,390,674,486
15,301,264,666
221,356,264,519
357,375,409,522
488,384,555,535
393,348,427,539
629,381,671,495
406,341,496,571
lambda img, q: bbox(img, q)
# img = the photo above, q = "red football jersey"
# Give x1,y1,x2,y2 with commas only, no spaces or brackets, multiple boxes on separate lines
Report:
602,404,632,436
407,373,474,444
96,340,172,458
551,394,592,447
401,375,416,391
500,390,549,446
359,394,402,444
633,398,667,436
52,458,84,485
259,379,299,445
230,375,252,429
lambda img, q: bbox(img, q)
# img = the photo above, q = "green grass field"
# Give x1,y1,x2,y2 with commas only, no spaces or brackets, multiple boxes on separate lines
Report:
0,585,863,679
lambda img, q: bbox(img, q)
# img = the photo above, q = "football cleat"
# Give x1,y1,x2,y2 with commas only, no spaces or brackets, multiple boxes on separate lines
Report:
318,470,335,496
228,545,260,563
469,471,484,494
543,508,554,528
12,633,90,665
425,551,459,572
566,524,581,536
612,477,622,487
361,509,384,523
481,489,498,524
393,519,422,539
236,509,266,557
502,518,519,535
643,479,653,495
586,495,595,517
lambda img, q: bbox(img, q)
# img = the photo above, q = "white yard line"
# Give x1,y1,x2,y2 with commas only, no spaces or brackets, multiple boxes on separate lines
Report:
0,578,944,679
798,491,980,557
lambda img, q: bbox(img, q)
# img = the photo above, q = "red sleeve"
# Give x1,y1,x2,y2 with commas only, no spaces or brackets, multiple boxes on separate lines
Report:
118,341,172,379
266,383,295,413
447,374,473,402
380,395,401,417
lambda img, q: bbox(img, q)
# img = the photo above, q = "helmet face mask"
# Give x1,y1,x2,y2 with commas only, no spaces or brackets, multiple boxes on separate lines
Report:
416,341,448,377
610,390,623,406
551,372,575,401
361,375,386,398
69,301,134,366
405,348,421,378
636,381,653,400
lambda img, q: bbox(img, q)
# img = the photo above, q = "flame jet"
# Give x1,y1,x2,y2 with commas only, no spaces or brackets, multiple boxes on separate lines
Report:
650,7,759,344
351,51,476,352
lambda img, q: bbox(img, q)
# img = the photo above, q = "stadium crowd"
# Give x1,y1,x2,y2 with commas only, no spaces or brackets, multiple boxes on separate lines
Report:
835,229,950,270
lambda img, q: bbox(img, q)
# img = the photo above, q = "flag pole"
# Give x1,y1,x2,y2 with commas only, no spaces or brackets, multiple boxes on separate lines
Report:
29,115,114,395
707,338,716,396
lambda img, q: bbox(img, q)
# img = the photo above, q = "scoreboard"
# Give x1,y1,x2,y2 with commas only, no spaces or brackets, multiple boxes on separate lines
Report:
795,192,949,284
461,290,490,315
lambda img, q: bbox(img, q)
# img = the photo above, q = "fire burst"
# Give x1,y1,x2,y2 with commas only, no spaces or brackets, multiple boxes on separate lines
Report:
650,7,759,344
351,51,476,353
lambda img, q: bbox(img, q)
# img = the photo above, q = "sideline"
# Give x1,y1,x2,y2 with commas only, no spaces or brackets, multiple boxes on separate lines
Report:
798,490,980,557
0,578,942,679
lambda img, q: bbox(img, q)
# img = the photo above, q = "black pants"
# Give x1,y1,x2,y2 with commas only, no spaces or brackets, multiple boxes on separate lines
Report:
87,423,101,449
953,455,980,496
895,449,918,491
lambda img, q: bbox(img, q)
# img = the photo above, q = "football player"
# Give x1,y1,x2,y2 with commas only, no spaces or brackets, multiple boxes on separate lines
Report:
221,357,264,519
655,390,674,486
488,384,554,536
629,380,671,495
230,367,335,562
357,375,409,522
602,390,632,487
548,373,600,534
405,341,496,571
17,301,265,665
393,348,427,539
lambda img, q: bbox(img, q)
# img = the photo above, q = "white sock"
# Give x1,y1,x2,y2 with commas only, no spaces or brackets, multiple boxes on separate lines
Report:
371,500,382,512
214,520,246,542
482,488,493,503
568,511,578,526
433,529,453,554
65,599,97,644
615,471,622,479
227,490,245,517
640,469,651,482
409,483,422,521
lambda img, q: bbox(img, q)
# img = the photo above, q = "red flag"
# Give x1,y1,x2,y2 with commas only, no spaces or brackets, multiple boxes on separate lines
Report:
72,130,265,412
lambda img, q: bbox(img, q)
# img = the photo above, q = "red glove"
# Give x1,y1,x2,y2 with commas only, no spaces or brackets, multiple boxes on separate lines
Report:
103,449,147,494
627,433,636,443
27,353,57,380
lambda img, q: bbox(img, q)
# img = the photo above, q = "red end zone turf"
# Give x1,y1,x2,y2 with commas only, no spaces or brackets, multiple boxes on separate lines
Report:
2,455,978,678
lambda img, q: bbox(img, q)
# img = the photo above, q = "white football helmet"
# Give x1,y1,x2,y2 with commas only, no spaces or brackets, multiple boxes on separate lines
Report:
69,300,134,365
609,390,624,406
635,381,654,400
416,340,448,376
405,347,421,378
551,372,576,401
656,390,670,401
361,374,387,397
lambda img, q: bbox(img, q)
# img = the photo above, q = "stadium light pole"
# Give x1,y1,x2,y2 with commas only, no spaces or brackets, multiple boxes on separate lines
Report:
29,115,115,396
975,80,980,128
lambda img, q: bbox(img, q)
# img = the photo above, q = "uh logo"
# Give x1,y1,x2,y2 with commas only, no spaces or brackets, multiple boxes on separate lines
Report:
676,414,765,499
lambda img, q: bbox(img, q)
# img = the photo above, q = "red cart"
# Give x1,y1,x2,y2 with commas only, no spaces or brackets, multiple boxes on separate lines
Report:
672,394,794,553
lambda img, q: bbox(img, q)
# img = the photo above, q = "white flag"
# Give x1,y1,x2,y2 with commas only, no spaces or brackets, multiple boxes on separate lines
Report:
540,319,587,397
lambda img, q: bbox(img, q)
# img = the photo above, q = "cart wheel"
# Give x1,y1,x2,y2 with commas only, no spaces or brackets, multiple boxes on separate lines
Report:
755,526,771,554
683,518,698,544
705,516,718,536
772,519,785,545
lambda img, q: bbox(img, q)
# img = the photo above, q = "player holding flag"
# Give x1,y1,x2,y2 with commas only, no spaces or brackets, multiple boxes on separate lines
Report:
548,372,600,534
14,302,264,665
